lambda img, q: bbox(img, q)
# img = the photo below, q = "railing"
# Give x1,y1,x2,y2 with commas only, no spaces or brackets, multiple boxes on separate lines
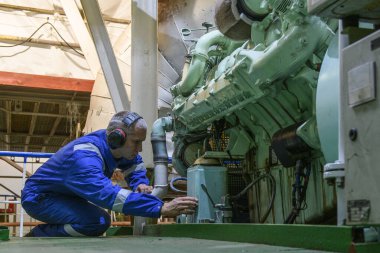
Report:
0,151,53,237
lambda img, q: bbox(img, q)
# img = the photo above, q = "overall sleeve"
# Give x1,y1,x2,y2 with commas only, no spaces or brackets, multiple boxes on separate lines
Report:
65,150,163,217
123,155,150,191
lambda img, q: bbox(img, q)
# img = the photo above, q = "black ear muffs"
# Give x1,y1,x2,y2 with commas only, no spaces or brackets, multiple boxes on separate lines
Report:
107,112,143,150
107,128,126,149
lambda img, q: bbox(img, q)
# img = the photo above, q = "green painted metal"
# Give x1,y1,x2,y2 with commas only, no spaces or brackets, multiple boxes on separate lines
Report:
0,226,9,241
168,0,338,225
171,30,242,98
143,224,353,252
224,126,254,156
172,15,333,132
187,164,228,223
106,226,133,236
241,0,270,17
352,242,380,253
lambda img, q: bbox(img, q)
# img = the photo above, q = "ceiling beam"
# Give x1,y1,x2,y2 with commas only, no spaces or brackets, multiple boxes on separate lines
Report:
81,0,130,112
0,94,89,106
60,0,101,78
0,132,67,139
41,117,62,153
5,101,11,151
0,71,94,93
0,107,87,120
24,102,40,152
0,138,63,148
0,3,131,25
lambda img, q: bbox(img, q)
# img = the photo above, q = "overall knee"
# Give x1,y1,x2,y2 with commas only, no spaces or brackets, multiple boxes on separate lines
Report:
91,214,111,236
75,213,111,237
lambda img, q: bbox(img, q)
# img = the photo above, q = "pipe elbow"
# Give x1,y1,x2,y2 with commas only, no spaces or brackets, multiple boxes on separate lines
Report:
152,185,168,199
151,117,173,139
178,30,234,97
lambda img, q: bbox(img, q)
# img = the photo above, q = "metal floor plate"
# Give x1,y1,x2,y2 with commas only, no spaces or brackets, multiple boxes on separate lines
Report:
1,237,334,253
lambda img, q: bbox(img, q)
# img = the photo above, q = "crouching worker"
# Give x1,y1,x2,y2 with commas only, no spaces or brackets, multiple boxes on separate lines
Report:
21,111,198,237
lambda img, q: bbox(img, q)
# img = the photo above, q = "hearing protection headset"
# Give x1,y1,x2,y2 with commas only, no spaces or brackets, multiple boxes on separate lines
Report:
107,112,142,149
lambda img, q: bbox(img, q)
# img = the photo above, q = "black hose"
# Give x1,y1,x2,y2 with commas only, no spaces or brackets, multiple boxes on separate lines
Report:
259,173,276,223
231,172,276,223
284,160,312,224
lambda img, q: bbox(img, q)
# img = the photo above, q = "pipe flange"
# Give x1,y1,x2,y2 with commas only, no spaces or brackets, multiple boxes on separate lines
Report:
323,161,345,179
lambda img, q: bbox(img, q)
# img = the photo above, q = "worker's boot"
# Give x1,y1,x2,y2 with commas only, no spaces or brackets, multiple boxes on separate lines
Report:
24,230,35,237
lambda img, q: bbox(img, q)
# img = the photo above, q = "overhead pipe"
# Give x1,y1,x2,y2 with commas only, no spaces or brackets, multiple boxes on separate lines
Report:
173,30,238,97
0,151,53,158
0,3,131,24
0,35,80,49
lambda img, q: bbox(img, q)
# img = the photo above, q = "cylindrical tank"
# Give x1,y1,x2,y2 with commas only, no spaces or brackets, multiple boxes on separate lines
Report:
187,158,227,223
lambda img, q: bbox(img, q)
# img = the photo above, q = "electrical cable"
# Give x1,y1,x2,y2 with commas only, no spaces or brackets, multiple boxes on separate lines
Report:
0,21,84,56
230,172,276,223
284,160,312,224
169,177,187,193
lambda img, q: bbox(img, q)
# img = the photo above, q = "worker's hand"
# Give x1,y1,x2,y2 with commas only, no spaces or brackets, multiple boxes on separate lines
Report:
160,196,198,217
136,184,153,193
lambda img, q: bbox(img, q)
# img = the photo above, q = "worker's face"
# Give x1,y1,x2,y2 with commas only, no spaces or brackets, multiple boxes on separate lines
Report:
121,124,147,160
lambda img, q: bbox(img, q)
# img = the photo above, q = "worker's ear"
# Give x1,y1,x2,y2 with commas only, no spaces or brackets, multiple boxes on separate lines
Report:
107,128,127,149
107,112,142,149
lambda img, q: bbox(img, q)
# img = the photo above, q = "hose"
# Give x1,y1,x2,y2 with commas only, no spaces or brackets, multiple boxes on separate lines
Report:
169,177,187,193
284,160,312,224
231,172,276,223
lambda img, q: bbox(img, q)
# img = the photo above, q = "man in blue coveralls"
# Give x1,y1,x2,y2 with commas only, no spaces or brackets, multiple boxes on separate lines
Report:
21,111,198,237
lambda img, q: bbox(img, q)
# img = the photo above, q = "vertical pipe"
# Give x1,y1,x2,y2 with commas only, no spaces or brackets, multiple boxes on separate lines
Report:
19,157,27,237
336,20,348,226
131,0,158,168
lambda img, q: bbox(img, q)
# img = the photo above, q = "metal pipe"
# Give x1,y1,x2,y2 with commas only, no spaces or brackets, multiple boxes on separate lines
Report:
0,34,80,48
0,3,131,25
134,116,172,236
0,157,32,177
0,200,21,204
0,184,21,198
0,150,53,236
174,30,234,97
337,20,347,226
0,151,53,158
0,176,25,179
19,157,27,237
151,116,173,198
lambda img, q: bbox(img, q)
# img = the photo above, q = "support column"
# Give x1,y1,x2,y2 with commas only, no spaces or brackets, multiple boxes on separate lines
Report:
131,0,158,168
80,0,130,112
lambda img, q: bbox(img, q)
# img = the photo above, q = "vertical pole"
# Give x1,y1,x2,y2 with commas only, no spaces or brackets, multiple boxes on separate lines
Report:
132,0,158,236
337,20,348,226
131,0,158,168
19,157,27,237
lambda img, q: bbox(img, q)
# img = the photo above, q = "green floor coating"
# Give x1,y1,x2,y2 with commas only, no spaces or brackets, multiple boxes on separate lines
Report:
0,236,335,253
